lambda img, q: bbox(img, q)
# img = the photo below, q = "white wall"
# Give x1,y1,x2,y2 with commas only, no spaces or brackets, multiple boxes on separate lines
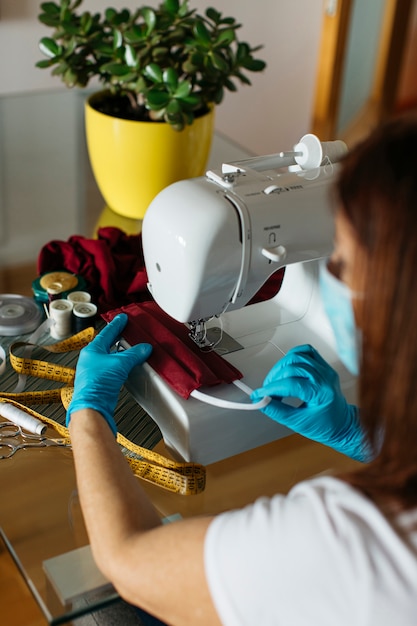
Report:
0,0,324,154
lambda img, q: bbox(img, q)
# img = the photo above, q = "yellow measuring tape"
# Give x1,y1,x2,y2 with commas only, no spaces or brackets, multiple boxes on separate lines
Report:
0,329,206,495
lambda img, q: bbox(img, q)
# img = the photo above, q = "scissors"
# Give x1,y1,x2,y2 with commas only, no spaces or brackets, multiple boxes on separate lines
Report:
0,422,71,459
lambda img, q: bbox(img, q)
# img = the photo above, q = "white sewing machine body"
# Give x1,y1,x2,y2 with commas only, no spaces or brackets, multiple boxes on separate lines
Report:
126,136,357,464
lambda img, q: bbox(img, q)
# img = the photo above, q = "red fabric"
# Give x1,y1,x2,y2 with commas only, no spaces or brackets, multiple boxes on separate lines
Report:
102,301,243,399
248,268,285,305
37,227,149,312
37,227,284,313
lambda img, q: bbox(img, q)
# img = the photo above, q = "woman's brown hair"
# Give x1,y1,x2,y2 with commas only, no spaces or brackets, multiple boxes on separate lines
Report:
336,114,417,510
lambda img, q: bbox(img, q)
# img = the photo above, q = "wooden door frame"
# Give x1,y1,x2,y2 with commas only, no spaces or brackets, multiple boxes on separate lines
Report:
311,0,354,140
377,0,415,117
311,0,414,142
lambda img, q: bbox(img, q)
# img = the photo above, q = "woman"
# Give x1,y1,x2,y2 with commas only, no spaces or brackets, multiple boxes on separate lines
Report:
68,116,417,625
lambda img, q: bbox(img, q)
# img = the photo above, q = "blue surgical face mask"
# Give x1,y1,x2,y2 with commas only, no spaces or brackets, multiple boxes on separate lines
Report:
319,259,361,376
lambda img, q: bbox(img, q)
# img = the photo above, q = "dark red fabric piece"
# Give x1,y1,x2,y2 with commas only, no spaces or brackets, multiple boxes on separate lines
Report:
37,227,284,313
37,227,149,312
102,301,243,399
248,268,285,305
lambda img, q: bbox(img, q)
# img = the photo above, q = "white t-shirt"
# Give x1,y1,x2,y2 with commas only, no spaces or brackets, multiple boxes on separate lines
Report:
204,476,417,626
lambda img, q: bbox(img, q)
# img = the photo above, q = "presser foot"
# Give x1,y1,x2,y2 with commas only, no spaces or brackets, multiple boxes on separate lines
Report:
188,320,243,354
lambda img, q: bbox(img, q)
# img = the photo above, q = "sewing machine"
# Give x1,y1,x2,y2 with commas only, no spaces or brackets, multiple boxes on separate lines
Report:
125,134,357,464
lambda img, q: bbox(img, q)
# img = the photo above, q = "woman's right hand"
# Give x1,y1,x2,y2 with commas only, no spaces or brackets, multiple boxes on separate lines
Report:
251,344,369,462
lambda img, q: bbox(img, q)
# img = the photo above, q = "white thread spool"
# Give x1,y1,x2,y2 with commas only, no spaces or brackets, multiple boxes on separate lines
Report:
49,299,73,339
320,139,348,163
294,134,348,169
72,302,97,332
46,281,64,302
0,402,47,435
67,291,92,305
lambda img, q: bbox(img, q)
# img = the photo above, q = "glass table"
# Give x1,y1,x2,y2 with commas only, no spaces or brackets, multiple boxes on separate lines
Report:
0,90,361,624
0,447,117,625
0,323,361,625
0,401,360,625
0,89,258,623
0,328,161,624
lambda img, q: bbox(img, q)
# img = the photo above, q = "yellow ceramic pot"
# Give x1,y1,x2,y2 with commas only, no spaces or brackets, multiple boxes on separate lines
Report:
85,91,215,220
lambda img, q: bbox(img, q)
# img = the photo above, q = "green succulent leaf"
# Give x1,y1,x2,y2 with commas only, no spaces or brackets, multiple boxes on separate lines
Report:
142,8,157,34
35,59,54,68
51,61,68,76
35,0,266,131
38,14,60,26
146,89,171,109
166,99,181,115
100,62,133,76
174,79,192,99
193,20,211,45
144,63,163,83
114,72,138,83
60,21,81,35
236,42,250,63
234,71,251,85
210,52,229,73
113,28,123,49
105,8,117,22
95,42,114,56
205,7,221,24
39,37,62,58
242,58,266,72
63,67,78,87
163,67,178,90
167,114,183,128
152,46,170,62
213,86,224,104
124,44,137,67
165,26,186,45
124,25,146,44
224,77,237,91
80,11,92,34
180,94,200,107
40,2,60,14
60,8,72,23
114,9,130,25
64,36,77,55
181,58,196,74
178,2,192,19
135,76,147,93
215,29,235,47
164,0,180,15
220,17,236,26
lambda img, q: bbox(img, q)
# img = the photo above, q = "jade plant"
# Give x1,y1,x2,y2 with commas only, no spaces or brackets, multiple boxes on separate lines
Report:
36,0,266,130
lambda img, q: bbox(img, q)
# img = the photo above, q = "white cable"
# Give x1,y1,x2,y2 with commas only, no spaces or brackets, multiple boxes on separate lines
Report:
190,379,271,411
233,378,259,396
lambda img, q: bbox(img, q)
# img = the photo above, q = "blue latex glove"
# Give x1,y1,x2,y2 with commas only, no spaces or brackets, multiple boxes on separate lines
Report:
251,344,369,462
67,313,152,436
